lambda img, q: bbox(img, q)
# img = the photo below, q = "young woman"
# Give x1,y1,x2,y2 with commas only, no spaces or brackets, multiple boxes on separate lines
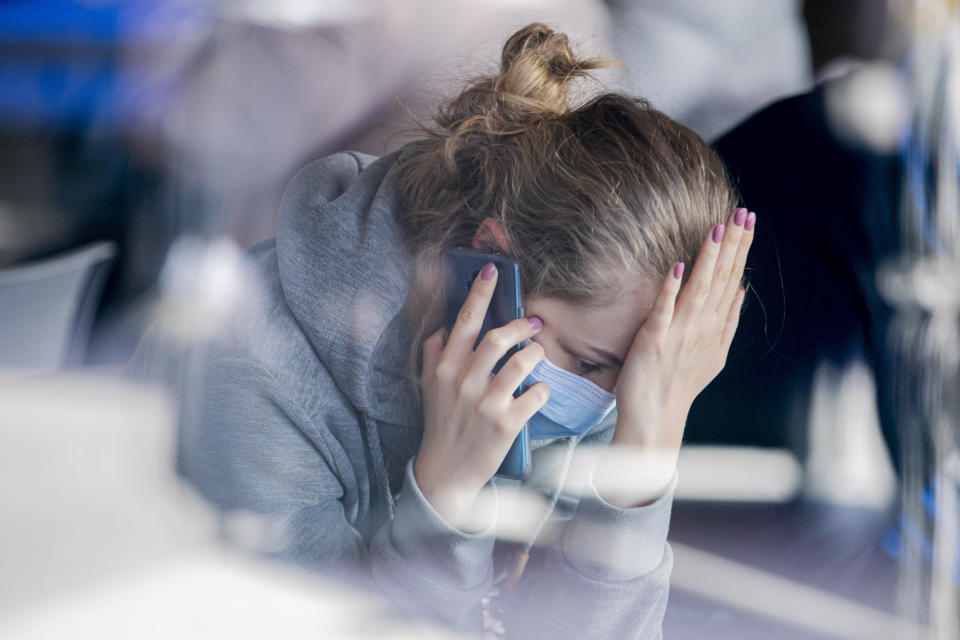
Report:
164,23,755,638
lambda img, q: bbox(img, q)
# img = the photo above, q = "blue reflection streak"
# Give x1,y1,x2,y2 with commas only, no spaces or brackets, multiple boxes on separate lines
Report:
0,0,212,131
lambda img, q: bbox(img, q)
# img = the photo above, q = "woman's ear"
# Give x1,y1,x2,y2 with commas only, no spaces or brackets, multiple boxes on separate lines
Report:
471,217,510,253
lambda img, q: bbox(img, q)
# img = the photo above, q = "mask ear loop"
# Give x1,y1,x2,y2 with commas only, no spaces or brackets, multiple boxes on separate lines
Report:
500,435,579,590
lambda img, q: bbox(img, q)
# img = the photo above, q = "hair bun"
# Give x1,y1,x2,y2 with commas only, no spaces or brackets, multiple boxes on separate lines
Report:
499,23,593,113
436,23,616,132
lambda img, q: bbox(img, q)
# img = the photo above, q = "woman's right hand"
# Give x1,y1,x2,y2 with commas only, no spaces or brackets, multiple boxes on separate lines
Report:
414,262,550,527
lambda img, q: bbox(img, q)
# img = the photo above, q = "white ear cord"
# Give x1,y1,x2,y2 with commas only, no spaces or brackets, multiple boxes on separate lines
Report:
497,435,579,589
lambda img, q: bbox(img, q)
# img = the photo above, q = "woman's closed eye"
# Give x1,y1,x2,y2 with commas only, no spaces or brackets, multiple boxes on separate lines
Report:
573,357,603,375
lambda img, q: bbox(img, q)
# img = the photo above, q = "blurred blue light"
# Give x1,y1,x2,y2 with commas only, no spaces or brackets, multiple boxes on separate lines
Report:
0,0,212,131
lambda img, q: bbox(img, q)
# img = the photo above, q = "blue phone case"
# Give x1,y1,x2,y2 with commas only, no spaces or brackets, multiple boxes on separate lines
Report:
443,249,530,479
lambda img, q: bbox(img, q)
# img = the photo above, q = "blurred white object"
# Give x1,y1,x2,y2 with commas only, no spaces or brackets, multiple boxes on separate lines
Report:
805,358,898,509
0,371,213,613
0,241,115,371
825,62,911,153
226,0,378,28
608,0,813,140
156,236,254,343
0,370,464,638
675,446,803,502
0,551,464,640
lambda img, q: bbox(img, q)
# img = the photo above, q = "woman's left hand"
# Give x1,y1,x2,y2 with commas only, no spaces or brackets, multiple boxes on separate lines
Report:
595,207,756,507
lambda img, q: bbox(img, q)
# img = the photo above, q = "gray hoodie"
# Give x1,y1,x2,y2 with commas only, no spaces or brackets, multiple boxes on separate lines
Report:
135,150,676,638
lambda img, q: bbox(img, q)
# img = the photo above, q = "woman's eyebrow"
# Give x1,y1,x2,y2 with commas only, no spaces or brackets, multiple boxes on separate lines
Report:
586,345,624,368
560,336,624,368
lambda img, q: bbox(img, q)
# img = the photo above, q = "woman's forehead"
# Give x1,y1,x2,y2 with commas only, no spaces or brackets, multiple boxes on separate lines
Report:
527,286,657,358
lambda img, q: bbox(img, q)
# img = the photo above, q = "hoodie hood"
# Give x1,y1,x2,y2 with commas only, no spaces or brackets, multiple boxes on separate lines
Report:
275,151,422,427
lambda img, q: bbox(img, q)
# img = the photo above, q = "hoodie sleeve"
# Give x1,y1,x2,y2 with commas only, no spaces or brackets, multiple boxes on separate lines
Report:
500,473,676,640
497,414,676,640
385,430,675,640
169,353,499,631
368,455,499,627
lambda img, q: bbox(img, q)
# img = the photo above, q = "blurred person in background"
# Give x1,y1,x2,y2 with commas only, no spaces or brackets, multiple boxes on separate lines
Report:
685,0,906,476
133,23,755,638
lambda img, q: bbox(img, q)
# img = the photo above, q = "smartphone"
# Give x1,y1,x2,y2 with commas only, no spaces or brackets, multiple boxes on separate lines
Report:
443,248,530,479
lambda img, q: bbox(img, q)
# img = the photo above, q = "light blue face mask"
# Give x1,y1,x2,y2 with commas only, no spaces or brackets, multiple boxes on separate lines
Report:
522,353,617,439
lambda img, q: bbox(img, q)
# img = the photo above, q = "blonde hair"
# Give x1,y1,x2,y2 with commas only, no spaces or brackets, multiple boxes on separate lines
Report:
395,23,738,394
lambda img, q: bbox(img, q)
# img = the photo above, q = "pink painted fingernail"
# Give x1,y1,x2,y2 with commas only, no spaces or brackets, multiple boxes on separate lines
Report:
712,224,725,243
527,316,543,329
745,212,757,232
673,262,684,279
481,262,496,280
734,208,747,226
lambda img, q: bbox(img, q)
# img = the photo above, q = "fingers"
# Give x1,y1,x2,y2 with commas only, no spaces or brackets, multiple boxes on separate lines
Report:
421,328,445,380
704,208,747,314
509,381,551,426
466,316,544,392
444,262,498,363
473,337,549,441
676,209,757,327
722,211,756,306
674,222,724,323
642,262,684,342
486,338,545,398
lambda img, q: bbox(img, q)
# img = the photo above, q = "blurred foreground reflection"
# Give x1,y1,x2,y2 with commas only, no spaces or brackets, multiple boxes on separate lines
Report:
1,1,958,638
0,370,465,639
